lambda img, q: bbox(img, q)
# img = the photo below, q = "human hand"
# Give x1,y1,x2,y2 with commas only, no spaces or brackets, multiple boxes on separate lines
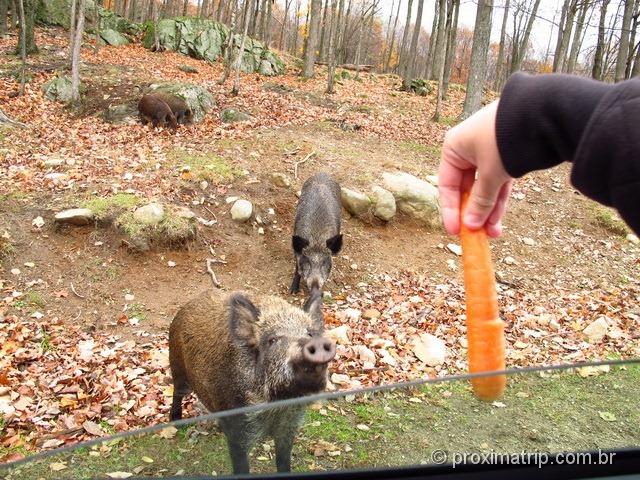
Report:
438,100,514,238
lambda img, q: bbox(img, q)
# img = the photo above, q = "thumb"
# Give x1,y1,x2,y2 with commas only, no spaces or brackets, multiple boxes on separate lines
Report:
464,175,504,230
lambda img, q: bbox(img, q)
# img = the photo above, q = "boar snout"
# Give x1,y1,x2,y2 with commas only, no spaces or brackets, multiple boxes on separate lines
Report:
303,337,336,365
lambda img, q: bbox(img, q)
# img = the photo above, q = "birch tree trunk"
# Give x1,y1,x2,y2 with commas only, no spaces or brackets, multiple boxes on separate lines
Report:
71,0,86,104
566,0,591,74
510,0,541,73
615,0,635,81
398,0,413,76
423,0,440,80
18,0,26,95
218,0,237,84
326,0,339,93
384,0,402,71
402,0,424,90
461,0,493,119
442,0,460,97
232,0,252,95
592,0,610,79
494,0,510,89
302,0,322,77
430,0,448,81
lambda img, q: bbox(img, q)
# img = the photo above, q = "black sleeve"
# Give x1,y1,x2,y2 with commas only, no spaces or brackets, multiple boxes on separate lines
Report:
495,72,640,235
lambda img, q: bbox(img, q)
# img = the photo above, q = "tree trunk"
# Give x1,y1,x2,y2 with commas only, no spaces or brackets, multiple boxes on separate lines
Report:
592,0,610,79
402,0,424,90
423,0,440,80
510,0,541,73
181,0,188,15
326,0,338,93
494,0,510,89
566,0,591,74
381,0,396,72
264,0,272,47
232,0,252,95
632,36,640,76
71,0,85,104
430,0,447,80
279,0,291,50
615,0,634,81
153,0,160,50
292,0,301,55
625,1,639,77
17,0,26,95
553,0,569,71
442,0,459,97
352,1,365,76
218,0,237,84
361,1,377,67
318,0,329,60
398,0,413,76
384,0,402,71
302,0,322,77
461,0,493,119
69,0,77,65
94,0,101,52
1,0,9,36
555,0,578,72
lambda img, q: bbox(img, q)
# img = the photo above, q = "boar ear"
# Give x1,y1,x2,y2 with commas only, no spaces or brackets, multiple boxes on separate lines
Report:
229,294,261,349
303,289,324,330
292,235,309,254
326,234,343,255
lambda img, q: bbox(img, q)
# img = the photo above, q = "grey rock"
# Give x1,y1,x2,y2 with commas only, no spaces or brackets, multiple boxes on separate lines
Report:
370,185,396,221
341,187,371,216
133,203,165,225
55,208,94,226
583,317,609,342
270,172,291,188
42,76,75,103
178,64,199,73
175,207,196,219
230,199,253,222
99,28,129,46
382,171,440,228
220,108,253,123
103,103,138,124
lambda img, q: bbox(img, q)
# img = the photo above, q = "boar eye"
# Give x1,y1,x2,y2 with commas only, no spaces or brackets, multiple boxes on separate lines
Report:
268,336,279,346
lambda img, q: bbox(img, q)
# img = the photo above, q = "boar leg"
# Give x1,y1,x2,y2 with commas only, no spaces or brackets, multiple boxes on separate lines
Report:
290,264,301,294
220,416,252,474
169,362,191,421
274,430,295,472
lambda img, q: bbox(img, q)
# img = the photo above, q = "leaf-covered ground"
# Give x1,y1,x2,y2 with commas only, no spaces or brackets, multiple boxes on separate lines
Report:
1,27,639,463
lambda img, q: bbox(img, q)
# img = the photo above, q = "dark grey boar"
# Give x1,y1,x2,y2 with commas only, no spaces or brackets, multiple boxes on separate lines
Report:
169,289,335,474
291,172,343,294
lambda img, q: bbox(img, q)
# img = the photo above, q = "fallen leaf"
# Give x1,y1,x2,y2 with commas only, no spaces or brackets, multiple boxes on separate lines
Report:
83,420,103,436
598,411,617,422
49,462,67,471
106,472,133,479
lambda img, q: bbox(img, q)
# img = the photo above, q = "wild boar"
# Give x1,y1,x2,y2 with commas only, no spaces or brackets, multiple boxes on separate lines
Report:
137,94,177,130
291,172,343,294
169,289,335,474
155,93,193,124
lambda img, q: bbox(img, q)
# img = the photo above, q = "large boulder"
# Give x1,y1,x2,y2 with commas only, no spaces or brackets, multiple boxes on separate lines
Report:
382,172,440,228
148,82,215,123
143,17,285,76
103,103,138,124
341,187,371,216
370,186,396,221
36,0,95,28
99,28,129,46
42,76,75,103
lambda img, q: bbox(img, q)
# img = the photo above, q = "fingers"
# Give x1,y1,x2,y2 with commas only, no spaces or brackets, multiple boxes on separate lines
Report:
485,181,513,238
463,172,507,230
438,158,465,235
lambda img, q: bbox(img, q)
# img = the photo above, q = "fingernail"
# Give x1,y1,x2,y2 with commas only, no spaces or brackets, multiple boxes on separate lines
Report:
464,213,483,227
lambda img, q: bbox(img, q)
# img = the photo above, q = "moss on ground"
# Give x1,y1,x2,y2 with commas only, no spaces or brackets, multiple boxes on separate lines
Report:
170,150,241,183
592,206,630,237
82,193,141,223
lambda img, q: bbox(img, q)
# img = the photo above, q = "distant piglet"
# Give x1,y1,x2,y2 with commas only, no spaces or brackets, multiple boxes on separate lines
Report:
169,290,335,474
291,172,343,294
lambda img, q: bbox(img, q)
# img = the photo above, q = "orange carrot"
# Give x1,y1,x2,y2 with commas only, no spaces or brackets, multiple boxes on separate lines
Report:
460,192,506,400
